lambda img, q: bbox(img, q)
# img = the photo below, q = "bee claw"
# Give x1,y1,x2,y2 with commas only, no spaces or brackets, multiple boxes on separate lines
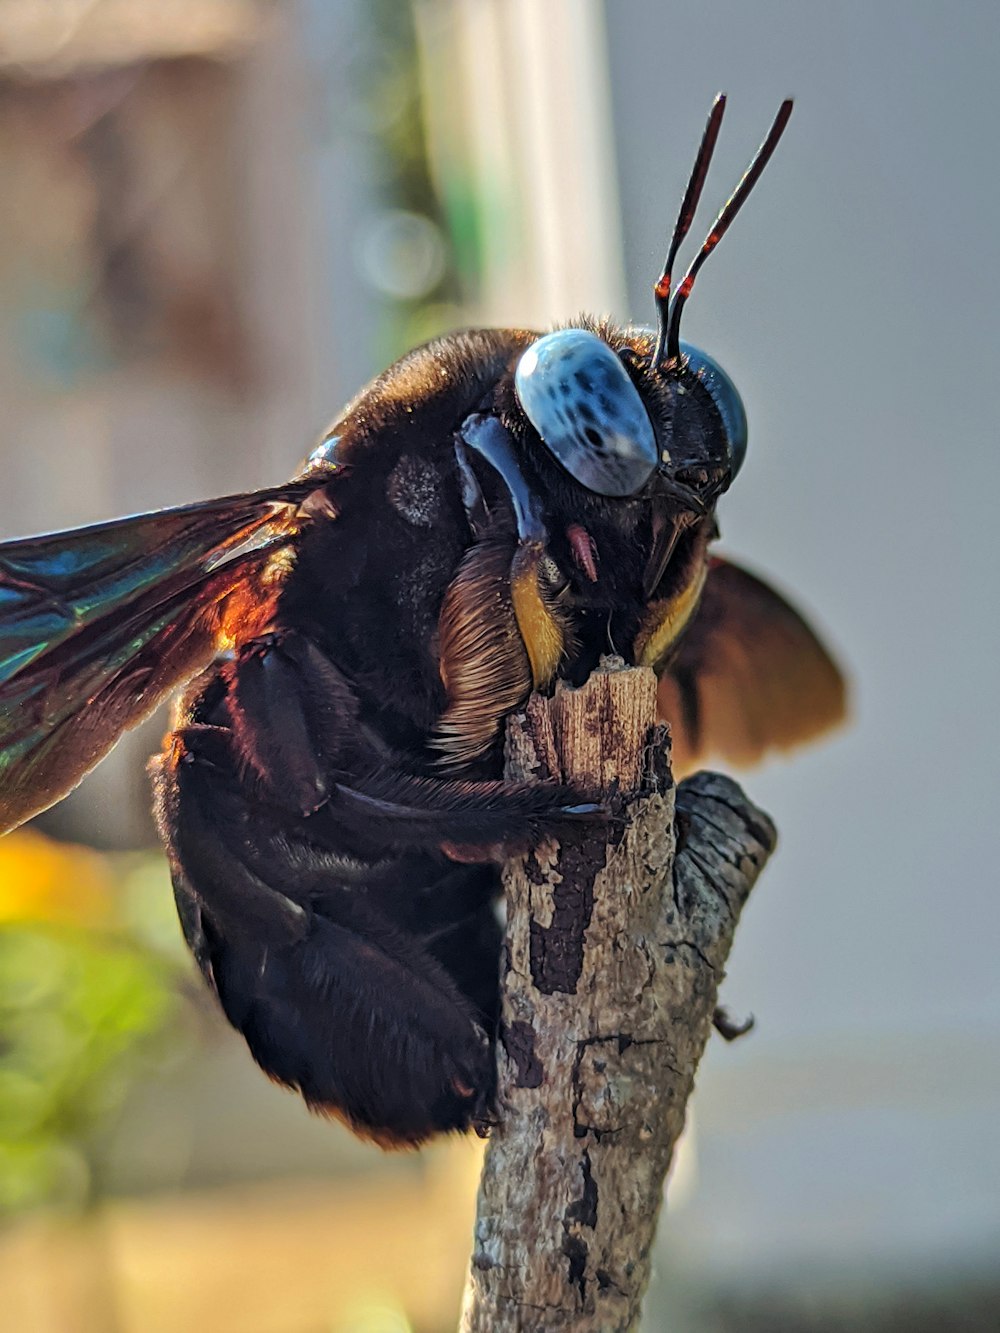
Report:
562,801,605,817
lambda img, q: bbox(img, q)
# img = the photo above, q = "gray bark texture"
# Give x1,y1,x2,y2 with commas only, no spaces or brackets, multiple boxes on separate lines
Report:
459,660,777,1332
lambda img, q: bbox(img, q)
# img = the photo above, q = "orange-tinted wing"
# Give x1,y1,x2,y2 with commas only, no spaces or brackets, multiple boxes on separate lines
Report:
656,555,847,775
0,483,314,833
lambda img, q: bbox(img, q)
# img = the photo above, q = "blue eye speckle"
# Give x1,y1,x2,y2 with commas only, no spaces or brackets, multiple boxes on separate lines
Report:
514,330,658,497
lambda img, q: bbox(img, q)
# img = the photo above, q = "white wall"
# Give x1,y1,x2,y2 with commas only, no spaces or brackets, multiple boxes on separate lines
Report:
600,0,1000,1299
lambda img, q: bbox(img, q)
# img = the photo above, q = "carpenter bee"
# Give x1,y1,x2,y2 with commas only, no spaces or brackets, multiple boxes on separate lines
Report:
0,96,844,1146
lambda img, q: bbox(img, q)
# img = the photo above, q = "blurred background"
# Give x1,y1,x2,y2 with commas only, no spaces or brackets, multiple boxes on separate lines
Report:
0,1,997,1329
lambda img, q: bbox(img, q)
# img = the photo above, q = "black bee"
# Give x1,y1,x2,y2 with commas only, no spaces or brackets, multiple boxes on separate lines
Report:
0,97,844,1145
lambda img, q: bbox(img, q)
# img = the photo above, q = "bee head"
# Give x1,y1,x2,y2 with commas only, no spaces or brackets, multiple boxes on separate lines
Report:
512,95,791,511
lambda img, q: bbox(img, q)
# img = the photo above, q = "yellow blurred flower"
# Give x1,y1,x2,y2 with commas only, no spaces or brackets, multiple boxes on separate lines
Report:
0,829,116,928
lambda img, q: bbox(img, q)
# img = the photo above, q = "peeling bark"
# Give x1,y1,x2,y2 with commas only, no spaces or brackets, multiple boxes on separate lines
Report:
460,660,776,1332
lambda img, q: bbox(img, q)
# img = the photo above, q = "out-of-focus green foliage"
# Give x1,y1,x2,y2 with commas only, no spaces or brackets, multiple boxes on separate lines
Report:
363,0,465,357
0,832,177,1215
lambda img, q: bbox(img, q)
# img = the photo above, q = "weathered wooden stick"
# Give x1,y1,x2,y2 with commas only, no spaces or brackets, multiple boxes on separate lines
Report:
460,660,776,1332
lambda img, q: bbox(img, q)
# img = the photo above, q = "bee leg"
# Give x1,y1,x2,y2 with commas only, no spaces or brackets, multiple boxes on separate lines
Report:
389,860,505,1050
152,633,600,1142
428,898,503,1037
222,630,387,816
219,629,602,854
315,771,604,858
152,700,499,1146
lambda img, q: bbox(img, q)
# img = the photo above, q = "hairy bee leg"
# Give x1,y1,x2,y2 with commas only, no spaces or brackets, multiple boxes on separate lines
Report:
153,632,600,1142
152,730,499,1146
155,739,310,938
314,774,604,856
224,630,385,815
430,904,502,1026
221,631,600,854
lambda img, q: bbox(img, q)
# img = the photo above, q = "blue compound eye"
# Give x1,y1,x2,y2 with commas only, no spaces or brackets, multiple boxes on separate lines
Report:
680,342,748,477
514,329,658,497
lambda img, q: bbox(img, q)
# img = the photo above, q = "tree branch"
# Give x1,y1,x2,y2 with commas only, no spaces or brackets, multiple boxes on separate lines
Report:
460,660,777,1331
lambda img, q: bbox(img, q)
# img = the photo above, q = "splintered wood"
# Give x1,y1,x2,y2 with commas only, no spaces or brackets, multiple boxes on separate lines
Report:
461,659,776,1332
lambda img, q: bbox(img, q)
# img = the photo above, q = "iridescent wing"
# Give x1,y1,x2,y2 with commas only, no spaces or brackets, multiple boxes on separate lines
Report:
0,482,316,833
657,555,848,775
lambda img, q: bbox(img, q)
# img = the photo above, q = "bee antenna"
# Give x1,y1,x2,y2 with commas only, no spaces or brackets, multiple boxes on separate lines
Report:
664,98,794,365
652,93,727,370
